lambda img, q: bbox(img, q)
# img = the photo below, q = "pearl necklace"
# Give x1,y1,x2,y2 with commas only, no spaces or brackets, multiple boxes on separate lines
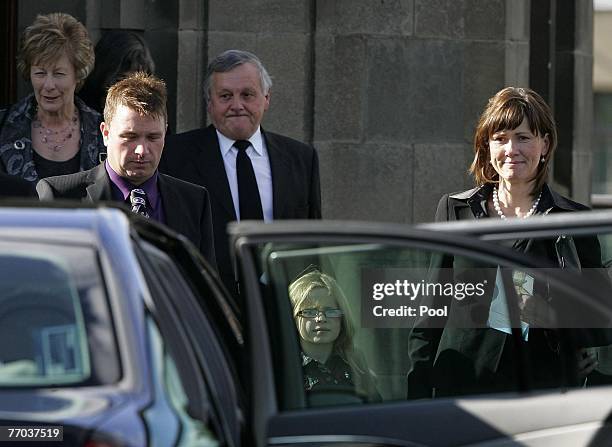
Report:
492,187,542,219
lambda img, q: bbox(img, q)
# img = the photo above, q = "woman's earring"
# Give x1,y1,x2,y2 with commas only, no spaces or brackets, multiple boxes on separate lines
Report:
540,156,546,164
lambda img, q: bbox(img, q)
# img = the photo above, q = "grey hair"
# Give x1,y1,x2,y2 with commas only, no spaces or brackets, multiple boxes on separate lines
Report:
203,49,272,103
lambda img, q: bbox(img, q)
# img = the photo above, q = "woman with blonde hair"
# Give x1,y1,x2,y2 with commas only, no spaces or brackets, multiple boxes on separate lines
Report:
289,269,380,402
0,13,104,182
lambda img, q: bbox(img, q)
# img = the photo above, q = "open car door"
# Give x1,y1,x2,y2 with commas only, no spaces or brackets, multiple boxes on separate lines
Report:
230,217,612,447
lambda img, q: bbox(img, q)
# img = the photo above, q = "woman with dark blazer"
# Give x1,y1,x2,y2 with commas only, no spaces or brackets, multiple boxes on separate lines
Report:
407,87,604,399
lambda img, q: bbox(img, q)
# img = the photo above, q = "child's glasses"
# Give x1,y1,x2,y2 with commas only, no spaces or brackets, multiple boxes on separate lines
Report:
297,308,343,318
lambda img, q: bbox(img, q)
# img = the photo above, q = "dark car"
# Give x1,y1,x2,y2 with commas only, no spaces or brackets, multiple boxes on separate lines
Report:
0,205,242,446
3,204,612,446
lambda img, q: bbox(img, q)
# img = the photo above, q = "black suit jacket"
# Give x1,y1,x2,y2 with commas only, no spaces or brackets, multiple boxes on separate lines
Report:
0,172,36,198
36,163,216,267
159,124,321,295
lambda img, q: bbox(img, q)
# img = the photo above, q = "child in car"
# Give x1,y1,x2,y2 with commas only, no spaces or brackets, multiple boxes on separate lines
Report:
289,269,380,403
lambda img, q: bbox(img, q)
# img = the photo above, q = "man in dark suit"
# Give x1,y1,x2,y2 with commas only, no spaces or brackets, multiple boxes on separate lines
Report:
0,172,36,197
160,49,321,296
37,72,216,267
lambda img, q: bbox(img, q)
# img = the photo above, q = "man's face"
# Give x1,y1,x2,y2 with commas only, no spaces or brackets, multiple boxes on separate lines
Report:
207,62,270,140
101,104,166,185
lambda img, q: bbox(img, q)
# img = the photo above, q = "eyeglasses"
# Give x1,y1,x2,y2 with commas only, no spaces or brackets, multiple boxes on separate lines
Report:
297,308,343,319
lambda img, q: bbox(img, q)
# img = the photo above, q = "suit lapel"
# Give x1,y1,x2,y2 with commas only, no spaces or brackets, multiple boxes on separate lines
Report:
264,130,291,218
85,164,112,203
197,125,236,219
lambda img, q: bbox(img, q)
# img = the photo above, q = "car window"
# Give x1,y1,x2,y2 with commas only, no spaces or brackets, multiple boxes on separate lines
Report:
145,315,218,447
483,231,612,389
136,239,240,446
0,240,118,386
248,240,612,409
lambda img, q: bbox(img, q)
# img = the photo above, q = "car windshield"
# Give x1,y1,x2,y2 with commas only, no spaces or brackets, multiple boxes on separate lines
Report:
0,239,118,387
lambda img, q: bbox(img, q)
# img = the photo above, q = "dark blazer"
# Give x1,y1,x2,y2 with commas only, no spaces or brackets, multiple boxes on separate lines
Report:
36,163,216,267
0,172,36,197
407,183,603,399
159,124,321,295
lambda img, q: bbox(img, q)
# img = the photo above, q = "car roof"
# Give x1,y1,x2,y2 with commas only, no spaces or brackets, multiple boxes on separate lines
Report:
0,202,176,247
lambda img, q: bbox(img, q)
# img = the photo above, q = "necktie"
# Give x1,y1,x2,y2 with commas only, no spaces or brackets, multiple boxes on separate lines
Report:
234,140,263,220
129,188,150,218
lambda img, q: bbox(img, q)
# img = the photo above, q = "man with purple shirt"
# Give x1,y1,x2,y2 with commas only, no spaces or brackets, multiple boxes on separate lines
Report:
37,72,216,267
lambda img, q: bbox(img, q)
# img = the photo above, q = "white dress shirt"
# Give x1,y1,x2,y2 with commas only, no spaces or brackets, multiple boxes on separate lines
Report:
217,127,273,221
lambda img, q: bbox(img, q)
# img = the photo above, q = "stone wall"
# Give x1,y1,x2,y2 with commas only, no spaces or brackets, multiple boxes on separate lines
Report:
313,0,530,222
12,0,593,222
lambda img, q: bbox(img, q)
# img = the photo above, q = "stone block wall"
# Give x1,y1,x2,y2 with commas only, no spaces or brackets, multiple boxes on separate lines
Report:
12,0,593,223
206,0,316,140
313,0,529,222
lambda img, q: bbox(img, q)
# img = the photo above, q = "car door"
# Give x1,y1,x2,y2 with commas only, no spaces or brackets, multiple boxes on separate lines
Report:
228,218,612,447
132,231,244,447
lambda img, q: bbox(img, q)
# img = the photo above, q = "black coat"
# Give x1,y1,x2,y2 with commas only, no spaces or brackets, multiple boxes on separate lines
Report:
407,183,604,398
35,163,217,268
159,124,321,297
0,172,36,198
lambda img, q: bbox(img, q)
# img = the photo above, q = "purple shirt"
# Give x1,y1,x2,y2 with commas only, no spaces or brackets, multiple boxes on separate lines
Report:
105,161,165,223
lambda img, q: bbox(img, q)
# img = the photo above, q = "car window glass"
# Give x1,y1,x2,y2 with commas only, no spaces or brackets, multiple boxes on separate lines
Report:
135,235,243,376
137,240,239,445
145,316,218,446
250,240,612,409
485,232,612,389
0,240,118,386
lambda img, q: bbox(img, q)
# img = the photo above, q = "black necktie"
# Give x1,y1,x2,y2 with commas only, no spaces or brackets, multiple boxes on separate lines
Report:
234,140,263,220
129,188,150,218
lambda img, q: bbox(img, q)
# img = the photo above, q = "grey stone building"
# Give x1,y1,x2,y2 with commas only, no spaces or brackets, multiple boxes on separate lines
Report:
1,0,594,222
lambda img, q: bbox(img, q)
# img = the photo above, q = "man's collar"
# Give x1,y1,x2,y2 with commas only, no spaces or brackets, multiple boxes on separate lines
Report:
104,160,160,208
216,127,264,157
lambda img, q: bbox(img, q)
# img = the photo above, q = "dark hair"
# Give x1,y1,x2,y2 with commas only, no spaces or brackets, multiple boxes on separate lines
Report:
203,49,272,103
17,13,94,90
470,87,556,195
79,30,155,113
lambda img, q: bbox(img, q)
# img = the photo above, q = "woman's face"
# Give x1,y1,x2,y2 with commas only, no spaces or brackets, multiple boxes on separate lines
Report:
296,287,342,347
30,52,77,115
488,117,549,186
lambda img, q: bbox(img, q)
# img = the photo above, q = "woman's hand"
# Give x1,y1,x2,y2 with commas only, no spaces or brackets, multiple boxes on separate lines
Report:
520,293,555,327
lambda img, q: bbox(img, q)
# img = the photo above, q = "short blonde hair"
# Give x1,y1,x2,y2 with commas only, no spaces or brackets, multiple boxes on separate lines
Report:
17,13,94,90
104,72,167,126
289,269,355,356
470,87,556,196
